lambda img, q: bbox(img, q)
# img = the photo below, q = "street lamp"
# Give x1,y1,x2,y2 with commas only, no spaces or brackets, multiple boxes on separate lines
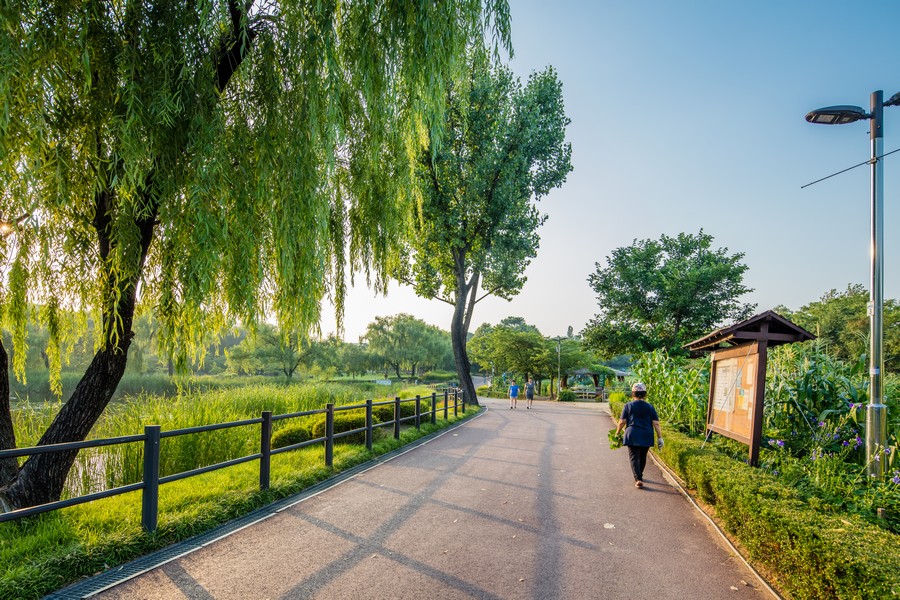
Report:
806,90,900,477
552,336,563,399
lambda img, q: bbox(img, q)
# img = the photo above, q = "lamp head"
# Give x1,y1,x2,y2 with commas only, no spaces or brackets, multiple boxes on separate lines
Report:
885,91,900,107
805,105,869,125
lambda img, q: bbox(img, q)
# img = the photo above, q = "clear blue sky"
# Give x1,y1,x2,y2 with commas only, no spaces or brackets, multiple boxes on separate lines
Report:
323,0,900,343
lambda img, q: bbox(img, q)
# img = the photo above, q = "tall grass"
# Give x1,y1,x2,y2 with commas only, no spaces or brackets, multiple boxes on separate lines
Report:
11,382,416,498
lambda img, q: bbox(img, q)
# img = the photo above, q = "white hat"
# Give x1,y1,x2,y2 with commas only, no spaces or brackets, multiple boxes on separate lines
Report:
631,382,647,393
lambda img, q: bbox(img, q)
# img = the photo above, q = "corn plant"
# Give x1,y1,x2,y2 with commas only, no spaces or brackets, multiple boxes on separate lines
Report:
632,349,709,435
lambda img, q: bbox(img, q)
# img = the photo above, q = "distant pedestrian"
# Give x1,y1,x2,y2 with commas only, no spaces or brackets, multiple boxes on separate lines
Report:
525,378,535,409
508,381,519,409
614,382,663,488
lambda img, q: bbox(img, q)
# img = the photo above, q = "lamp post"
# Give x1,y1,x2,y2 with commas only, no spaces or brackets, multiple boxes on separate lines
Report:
552,336,563,399
806,90,900,477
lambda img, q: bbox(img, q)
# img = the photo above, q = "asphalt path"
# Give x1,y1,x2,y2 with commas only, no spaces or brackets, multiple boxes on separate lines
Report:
90,398,772,600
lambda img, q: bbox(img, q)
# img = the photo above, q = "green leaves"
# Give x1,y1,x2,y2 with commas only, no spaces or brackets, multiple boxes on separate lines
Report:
0,0,512,370
584,230,755,356
405,44,572,306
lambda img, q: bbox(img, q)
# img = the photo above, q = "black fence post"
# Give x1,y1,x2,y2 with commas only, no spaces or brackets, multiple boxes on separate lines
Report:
444,390,449,421
415,395,421,429
142,425,161,533
365,399,373,451
325,403,334,467
394,396,401,439
462,389,467,413
454,389,458,417
431,392,437,425
260,411,272,491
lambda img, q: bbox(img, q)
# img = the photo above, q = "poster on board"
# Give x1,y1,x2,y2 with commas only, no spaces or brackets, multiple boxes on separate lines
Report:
707,343,759,444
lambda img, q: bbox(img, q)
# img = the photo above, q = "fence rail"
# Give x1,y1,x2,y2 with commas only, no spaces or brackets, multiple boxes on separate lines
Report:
0,390,465,531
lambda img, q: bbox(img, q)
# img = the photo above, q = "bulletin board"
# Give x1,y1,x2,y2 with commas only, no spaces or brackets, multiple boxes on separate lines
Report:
706,342,760,445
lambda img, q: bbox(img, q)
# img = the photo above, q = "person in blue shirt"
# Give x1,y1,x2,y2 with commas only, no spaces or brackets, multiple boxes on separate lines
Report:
508,381,519,409
615,382,663,488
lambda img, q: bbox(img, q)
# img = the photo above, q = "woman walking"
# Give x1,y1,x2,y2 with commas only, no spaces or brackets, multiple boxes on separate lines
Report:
615,382,663,488
525,378,535,409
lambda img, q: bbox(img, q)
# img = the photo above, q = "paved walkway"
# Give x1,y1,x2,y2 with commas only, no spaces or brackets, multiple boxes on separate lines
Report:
88,398,772,600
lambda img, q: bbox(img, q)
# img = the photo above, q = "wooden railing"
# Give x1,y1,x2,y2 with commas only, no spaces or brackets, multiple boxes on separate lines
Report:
0,390,466,532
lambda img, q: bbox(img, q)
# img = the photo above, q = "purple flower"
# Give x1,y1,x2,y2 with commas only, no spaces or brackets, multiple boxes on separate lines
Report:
842,441,850,447
818,421,826,428
777,440,785,448
768,439,775,445
849,403,858,409
833,433,840,440
855,437,863,449
892,476,900,485
773,470,780,476
885,447,893,455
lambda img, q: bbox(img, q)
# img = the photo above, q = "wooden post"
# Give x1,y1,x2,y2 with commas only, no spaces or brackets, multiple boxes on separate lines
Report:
260,411,272,490
141,425,161,533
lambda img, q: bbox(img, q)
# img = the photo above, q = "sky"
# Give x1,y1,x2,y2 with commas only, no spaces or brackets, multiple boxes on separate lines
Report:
322,0,900,343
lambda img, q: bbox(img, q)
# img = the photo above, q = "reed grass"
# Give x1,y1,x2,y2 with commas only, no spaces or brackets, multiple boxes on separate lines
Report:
11,381,433,498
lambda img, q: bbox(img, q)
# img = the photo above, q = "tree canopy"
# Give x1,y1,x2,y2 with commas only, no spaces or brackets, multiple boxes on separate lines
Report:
398,46,572,404
0,0,511,508
583,230,755,356
363,314,451,380
778,284,900,372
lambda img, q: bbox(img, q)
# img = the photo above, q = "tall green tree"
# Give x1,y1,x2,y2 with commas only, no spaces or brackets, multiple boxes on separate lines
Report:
781,285,900,372
583,230,755,356
399,47,572,406
0,1,510,510
363,314,450,380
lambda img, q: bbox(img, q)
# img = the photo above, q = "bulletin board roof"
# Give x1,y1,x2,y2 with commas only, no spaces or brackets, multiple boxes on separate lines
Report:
683,310,815,354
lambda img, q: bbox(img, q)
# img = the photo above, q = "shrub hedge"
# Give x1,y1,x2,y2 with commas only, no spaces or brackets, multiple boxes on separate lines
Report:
271,424,312,449
310,412,368,445
372,401,418,423
558,390,576,402
475,385,507,399
609,398,900,598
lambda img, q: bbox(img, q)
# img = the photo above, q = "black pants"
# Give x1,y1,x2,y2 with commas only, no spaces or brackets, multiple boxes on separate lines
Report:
627,445,650,481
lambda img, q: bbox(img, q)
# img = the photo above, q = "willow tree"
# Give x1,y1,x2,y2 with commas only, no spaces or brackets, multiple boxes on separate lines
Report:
399,48,572,406
0,0,510,510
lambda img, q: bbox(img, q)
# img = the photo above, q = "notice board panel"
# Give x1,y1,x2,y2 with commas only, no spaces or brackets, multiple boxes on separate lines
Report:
707,342,759,445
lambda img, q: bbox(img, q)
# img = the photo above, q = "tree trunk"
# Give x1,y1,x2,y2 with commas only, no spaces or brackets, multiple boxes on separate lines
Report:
0,198,155,510
0,339,18,488
0,342,132,509
450,289,478,407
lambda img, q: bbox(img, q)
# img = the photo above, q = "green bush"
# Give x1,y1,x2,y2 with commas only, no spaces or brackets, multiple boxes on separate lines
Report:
656,429,900,598
271,424,312,449
558,390,576,402
609,394,625,419
419,370,455,383
310,411,368,444
608,391,626,406
476,385,506,399
372,400,419,423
